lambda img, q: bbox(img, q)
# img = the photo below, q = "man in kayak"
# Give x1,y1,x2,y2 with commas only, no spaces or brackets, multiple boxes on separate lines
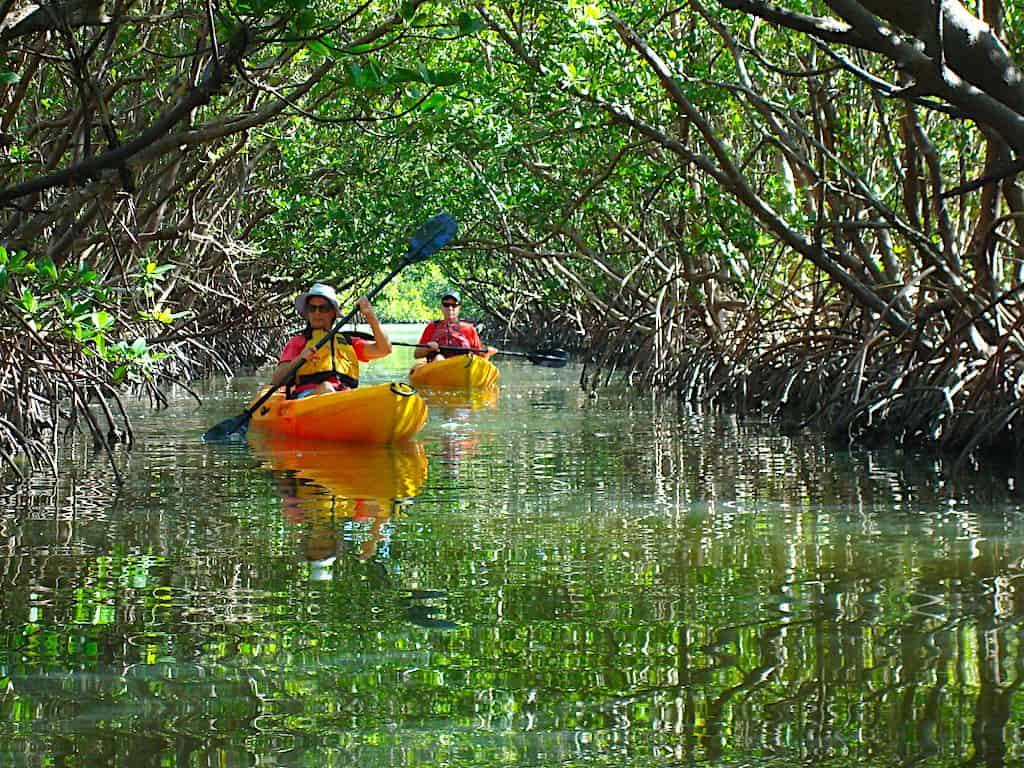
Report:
271,282,392,398
414,290,497,362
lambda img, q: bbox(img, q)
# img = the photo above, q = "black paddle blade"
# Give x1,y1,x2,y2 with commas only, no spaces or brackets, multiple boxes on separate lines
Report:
528,348,569,367
404,212,458,265
201,412,250,442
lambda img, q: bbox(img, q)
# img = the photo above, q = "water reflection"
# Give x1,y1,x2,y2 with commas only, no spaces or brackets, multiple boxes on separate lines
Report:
249,432,429,574
416,388,498,465
415,386,500,411
2,359,1024,767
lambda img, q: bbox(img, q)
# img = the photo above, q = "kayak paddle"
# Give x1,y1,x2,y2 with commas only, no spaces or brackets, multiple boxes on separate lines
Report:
202,212,459,441
393,342,569,368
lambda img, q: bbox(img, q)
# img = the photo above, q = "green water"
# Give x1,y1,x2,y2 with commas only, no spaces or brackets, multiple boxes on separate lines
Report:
2,327,1024,767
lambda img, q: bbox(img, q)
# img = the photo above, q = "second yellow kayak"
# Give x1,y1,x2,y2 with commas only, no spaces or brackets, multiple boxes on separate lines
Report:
409,354,499,389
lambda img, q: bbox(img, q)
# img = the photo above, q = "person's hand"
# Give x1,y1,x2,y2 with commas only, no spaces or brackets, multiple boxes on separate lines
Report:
356,296,375,318
427,341,439,352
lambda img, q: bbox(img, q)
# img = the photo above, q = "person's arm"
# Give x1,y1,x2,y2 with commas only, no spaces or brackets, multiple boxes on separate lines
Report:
270,360,296,387
414,322,439,359
357,296,392,359
270,338,315,386
466,325,498,359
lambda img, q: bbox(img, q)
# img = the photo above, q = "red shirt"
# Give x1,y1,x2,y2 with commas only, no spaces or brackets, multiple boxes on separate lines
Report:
418,320,481,352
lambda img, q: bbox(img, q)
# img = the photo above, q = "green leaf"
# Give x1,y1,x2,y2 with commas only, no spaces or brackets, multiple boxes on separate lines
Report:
294,9,317,33
344,42,376,54
390,67,427,84
362,61,384,89
0,72,19,85
130,337,147,355
20,289,37,313
418,93,447,112
144,262,175,278
306,39,332,57
348,60,384,90
71,323,92,342
39,258,58,282
399,1,417,21
347,62,362,86
92,311,114,330
427,70,460,87
457,13,485,35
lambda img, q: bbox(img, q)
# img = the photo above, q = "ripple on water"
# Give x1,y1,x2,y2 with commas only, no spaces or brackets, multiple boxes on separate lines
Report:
4,361,1024,767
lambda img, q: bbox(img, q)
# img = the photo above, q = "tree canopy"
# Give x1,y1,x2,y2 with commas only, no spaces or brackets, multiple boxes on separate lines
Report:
3,0,1024,477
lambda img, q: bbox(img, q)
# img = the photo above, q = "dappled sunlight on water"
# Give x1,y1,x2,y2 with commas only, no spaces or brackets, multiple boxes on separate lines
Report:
2,330,1024,767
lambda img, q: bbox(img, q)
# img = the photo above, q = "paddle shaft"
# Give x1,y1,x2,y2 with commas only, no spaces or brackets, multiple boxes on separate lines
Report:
394,341,557,362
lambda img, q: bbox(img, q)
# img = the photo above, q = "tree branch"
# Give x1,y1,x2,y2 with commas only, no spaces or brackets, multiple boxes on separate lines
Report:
0,23,250,206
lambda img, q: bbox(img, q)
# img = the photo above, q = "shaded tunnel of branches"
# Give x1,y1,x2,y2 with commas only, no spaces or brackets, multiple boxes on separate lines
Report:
466,0,1024,473
2,0,1024,479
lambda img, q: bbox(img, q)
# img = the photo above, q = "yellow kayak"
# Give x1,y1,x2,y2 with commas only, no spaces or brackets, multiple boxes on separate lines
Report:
409,354,499,389
247,382,428,443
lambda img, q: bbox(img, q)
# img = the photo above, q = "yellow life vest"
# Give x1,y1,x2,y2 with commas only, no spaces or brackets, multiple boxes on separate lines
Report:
295,330,361,386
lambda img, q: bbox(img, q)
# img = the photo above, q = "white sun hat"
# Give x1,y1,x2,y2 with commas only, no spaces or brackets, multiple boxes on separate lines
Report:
294,282,340,319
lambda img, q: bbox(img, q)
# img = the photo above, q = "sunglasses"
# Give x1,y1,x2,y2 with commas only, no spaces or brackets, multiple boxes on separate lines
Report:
441,302,459,308
307,303,334,313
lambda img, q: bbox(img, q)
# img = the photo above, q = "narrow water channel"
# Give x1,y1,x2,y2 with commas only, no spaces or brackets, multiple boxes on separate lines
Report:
2,326,1023,767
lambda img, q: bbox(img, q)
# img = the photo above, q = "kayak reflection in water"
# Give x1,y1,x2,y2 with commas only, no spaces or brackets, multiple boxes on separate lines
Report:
277,477,399,576
412,289,497,364
263,446,457,628
271,282,392,399
252,435,429,579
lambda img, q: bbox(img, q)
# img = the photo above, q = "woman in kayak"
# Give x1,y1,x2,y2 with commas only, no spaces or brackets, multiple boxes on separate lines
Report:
271,282,392,398
414,289,497,362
